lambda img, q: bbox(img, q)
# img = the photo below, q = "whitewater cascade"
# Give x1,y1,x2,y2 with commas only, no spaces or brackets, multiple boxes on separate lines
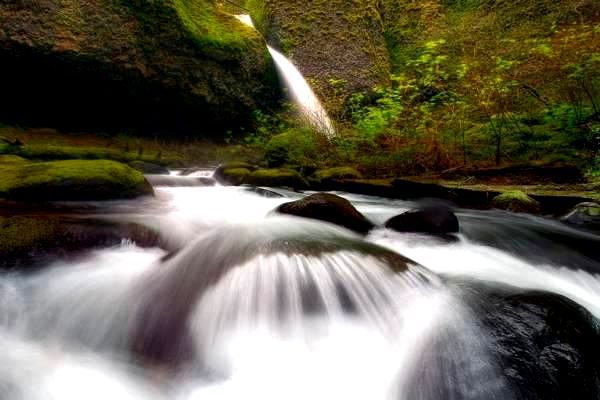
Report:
1,170,600,400
235,14,336,138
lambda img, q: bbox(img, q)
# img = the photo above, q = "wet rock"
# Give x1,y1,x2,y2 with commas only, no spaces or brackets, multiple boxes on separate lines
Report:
129,161,169,175
0,216,163,269
385,205,459,235
276,193,374,234
0,159,153,201
492,190,541,214
561,202,600,231
461,284,600,400
242,186,286,198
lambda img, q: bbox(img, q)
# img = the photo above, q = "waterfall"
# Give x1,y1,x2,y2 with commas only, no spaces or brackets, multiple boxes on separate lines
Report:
235,14,336,138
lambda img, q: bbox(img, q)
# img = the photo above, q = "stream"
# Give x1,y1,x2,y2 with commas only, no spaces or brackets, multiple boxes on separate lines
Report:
1,171,599,400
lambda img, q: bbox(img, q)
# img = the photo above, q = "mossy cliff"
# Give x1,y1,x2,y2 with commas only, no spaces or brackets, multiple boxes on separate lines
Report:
246,0,391,116
0,0,278,134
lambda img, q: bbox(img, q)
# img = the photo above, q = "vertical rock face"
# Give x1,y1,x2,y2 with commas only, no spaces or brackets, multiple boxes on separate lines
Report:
250,0,391,116
0,0,279,135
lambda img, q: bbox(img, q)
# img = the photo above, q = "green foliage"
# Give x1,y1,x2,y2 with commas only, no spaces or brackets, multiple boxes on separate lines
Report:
264,129,319,167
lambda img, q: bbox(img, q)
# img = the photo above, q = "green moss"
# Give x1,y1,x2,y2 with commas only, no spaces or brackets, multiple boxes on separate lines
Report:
492,190,541,213
0,155,27,164
0,160,153,201
264,130,319,168
244,168,308,188
223,167,252,184
314,167,362,181
0,144,169,165
172,0,264,56
0,216,62,260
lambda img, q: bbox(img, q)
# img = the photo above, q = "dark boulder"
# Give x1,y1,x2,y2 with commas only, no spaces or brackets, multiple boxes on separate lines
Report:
463,284,600,400
276,193,374,234
385,206,459,235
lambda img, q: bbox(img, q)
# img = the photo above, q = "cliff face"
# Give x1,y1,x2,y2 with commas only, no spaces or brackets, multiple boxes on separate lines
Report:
0,0,278,134
248,0,391,117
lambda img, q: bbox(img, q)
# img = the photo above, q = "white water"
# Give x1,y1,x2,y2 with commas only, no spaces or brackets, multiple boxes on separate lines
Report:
235,14,336,138
1,176,599,399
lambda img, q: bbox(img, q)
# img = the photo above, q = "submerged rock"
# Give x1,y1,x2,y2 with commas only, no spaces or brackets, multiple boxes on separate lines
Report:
130,218,424,367
385,205,459,235
562,202,600,231
0,159,153,201
492,190,541,214
276,193,374,234
0,0,278,134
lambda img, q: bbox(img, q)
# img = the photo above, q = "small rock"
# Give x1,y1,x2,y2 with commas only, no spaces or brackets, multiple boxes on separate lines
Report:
492,190,541,214
562,202,600,231
385,205,459,235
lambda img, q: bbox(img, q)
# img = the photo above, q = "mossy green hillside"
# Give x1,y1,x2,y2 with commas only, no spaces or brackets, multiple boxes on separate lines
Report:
0,160,152,201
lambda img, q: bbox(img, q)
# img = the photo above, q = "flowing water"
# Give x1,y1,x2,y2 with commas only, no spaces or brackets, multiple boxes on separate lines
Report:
1,171,600,399
235,14,336,138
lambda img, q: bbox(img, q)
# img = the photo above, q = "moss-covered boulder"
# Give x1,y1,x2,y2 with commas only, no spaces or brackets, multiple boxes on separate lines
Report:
0,160,153,201
275,193,374,234
492,191,541,214
0,0,278,134
214,162,256,185
244,168,308,189
314,167,363,182
248,0,390,115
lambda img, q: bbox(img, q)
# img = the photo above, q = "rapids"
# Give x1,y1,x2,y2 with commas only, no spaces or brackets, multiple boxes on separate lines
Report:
1,171,599,399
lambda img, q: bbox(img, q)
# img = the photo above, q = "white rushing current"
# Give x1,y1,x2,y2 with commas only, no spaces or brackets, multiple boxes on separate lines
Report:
0,174,599,399
235,14,336,138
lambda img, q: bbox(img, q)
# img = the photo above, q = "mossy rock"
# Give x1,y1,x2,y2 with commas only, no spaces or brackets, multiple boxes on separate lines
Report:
244,168,308,189
221,168,253,186
0,216,62,265
214,162,257,185
492,190,541,214
0,155,28,164
0,160,153,201
314,167,363,182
